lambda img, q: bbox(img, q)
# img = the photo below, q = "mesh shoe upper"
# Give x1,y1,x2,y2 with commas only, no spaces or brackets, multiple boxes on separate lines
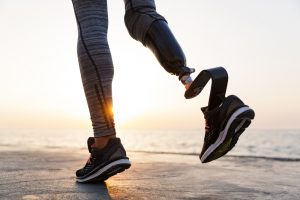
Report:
199,95,246,159
200,106,221,157
76,137,128,178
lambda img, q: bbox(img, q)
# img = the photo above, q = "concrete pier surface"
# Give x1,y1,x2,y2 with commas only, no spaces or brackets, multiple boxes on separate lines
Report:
0,147,299,200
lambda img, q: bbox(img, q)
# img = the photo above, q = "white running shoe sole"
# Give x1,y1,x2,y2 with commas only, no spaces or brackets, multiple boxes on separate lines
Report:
76,159,131,183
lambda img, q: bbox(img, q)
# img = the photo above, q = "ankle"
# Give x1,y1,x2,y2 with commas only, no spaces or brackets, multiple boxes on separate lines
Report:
93,135,116,149
180,74,193,90
184,82,192,90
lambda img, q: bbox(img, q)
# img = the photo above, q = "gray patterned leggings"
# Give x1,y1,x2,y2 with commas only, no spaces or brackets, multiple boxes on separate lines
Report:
72,0,191,137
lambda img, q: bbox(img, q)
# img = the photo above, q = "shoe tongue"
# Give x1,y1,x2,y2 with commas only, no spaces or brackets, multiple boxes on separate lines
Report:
201,106,208,114
202,105,220,119
87,137,95,153
90,146,107,157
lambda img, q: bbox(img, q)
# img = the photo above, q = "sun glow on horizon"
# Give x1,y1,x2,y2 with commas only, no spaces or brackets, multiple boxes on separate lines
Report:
0,0,300,129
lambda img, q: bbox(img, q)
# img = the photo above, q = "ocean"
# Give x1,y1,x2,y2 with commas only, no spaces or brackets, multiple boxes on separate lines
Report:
0,129,299,161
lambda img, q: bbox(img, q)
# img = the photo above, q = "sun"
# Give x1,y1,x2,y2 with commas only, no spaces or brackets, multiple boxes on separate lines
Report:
113,103,141,126
112,81,160,127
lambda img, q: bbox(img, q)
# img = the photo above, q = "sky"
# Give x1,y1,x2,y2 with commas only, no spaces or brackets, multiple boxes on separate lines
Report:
0,0,299,131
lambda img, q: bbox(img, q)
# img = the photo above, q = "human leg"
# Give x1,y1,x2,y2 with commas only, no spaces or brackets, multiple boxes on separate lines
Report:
72,0,130,182
73,0,115,138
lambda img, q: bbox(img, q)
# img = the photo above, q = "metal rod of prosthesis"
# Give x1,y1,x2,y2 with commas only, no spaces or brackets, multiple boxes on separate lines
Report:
184,67,228,110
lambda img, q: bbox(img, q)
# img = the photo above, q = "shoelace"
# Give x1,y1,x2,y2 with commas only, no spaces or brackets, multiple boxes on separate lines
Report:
86,153,97,166
202,106,220,133
86,155,92,165
204,120,210,132
201,107,211,132
86,143,98,165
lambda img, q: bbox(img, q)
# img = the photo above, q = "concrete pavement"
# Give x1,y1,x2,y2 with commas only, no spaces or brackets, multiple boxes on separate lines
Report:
0,148,299,200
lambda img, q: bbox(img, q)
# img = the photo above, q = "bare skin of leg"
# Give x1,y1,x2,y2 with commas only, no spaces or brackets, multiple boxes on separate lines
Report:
185,83,192,90
181,74,193,90
93,135,116,149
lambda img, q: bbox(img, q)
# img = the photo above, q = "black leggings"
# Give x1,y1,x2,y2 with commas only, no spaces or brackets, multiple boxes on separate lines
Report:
72,0,191,137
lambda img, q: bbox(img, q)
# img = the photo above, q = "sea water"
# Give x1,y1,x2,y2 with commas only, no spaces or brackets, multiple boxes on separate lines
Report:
0,129,299,160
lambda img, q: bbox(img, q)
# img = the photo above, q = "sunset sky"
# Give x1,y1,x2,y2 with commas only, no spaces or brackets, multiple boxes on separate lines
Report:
0,0,299,130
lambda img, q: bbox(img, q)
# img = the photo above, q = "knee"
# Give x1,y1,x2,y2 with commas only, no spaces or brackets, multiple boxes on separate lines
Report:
124,6,166,44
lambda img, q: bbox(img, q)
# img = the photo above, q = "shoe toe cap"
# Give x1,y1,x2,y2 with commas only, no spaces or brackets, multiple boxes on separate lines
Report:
76,168,85,177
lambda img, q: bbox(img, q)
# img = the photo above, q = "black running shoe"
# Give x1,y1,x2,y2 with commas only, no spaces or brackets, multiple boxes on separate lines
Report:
200,95,255,163
76,137,131,183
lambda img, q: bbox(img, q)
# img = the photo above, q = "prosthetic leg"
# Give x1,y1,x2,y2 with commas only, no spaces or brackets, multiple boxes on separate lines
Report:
124,5,195,86
124,2,255,163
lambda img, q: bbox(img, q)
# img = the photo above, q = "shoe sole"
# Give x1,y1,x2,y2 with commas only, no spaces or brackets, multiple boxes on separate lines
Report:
76,159,131,183
200,106,255,163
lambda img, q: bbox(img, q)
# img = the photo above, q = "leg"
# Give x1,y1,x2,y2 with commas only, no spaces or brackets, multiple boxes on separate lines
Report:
72,0,130,183
123,0,194,88
73,0,115,140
